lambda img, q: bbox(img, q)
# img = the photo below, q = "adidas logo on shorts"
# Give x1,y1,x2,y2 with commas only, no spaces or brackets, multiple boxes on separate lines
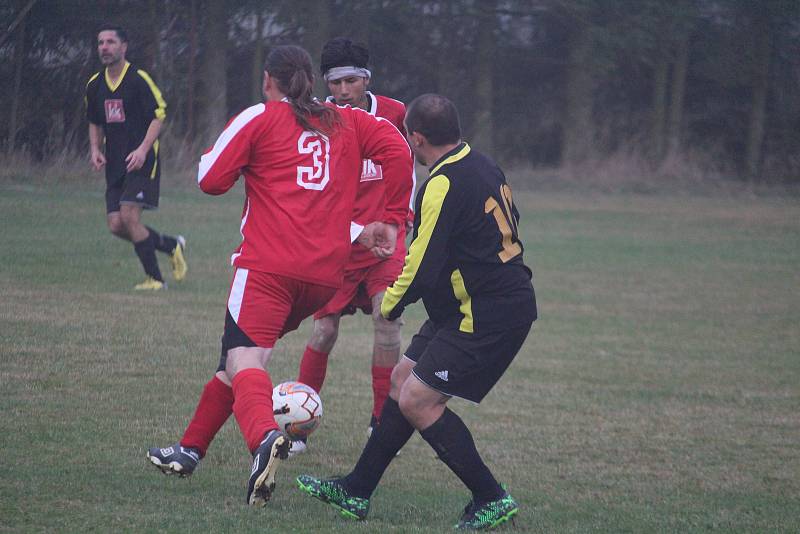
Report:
434,370,449,382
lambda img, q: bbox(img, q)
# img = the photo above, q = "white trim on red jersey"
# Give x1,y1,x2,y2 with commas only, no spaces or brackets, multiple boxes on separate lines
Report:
198,103,265,185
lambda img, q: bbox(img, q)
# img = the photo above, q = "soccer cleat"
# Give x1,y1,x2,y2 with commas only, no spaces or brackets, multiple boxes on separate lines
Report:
454,491,519,530
296,475,370,520
146,443,201,477
134,277,166,290
170,236,188,281
247,430,290,506
288,438,307,457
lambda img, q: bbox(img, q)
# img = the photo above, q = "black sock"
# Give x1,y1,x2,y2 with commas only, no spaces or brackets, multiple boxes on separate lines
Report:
133,232,163,281
420,408,504,505
146,226,178,254
343,397,415,498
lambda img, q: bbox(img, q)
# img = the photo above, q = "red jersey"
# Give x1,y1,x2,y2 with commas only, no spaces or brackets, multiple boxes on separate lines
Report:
197,100,413,288
328,92,417,269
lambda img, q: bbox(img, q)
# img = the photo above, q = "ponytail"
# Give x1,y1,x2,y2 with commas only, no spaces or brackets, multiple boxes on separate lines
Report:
265,45,341,137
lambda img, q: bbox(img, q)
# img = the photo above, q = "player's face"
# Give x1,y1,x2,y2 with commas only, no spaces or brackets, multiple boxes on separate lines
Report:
97,31,127,66
327,76,369,109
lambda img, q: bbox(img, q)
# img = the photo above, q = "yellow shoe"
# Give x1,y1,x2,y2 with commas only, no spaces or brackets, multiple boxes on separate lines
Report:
170,236,187,281
134,277,167,290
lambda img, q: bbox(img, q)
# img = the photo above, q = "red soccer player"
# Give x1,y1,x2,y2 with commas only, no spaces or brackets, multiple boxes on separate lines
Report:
294,39,416,454
146,45,412,507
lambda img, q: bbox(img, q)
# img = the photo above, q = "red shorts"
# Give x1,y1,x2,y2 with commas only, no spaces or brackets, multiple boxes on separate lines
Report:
313,256,404,319
225,268,337,349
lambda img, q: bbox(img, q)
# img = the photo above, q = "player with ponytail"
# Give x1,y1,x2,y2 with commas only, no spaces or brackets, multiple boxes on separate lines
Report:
147,44,413,508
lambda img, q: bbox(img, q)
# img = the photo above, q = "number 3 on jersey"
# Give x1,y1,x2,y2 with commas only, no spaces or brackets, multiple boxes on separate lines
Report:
296,131,330,190
485,184,521,262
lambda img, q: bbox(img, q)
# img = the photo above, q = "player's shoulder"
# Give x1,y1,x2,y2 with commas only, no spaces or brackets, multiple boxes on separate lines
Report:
132,65,159,85
86,71,102,89
373,94,406,121
229,102,269,129
374,94,406,113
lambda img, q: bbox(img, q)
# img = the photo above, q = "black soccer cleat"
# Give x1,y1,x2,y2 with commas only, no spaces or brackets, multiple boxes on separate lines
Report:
147,443,201,477
247,429,290,506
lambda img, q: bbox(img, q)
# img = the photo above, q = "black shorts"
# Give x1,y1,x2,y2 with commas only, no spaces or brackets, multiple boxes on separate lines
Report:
105,157,160,213
404,319,533,403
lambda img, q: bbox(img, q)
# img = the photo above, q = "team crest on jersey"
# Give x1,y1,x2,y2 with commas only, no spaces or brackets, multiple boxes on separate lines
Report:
104,99,126,123
360,159,383,182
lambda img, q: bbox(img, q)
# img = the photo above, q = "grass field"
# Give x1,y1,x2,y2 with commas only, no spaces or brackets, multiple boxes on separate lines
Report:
1,179,799,533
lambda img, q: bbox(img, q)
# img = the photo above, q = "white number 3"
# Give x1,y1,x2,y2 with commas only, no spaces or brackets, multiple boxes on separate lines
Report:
296,131,330,190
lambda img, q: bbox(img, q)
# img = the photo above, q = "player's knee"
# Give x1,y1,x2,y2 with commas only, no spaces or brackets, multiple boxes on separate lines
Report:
389,360,412,394
107,218,126,237
372,313,401,346
311,318,339,349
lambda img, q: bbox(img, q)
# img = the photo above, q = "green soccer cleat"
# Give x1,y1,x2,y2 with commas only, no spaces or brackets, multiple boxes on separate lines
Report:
170,236,187,281
296,475,370,520
455,491,519,530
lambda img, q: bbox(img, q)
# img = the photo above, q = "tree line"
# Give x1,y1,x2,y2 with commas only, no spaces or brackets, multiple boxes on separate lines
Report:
1,0,798,182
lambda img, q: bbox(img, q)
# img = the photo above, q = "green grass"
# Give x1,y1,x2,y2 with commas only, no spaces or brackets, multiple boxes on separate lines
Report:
1,180,799,532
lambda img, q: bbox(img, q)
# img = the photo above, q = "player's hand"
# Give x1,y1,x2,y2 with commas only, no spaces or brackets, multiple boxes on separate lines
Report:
356,222,380,249
90,149,106,171
371,222,398,259
125,147,147,171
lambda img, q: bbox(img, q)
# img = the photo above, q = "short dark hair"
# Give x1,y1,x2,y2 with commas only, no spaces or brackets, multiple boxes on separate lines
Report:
405,94,461,146
97,24,128,43
320,37,369,74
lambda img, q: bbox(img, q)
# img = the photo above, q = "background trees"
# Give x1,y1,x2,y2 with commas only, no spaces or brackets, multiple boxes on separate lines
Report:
1,0,798,181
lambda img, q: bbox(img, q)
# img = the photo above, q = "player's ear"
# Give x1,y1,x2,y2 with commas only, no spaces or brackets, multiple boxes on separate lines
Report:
409,131,425,149
262,71,270,98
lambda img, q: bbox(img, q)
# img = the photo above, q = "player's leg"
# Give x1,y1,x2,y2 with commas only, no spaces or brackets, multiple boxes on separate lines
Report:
106,212,129,240
105,172,130,240
146,225,187,281
369,290,401,431
120,202,165,288
297,322,435,519
297,313,341,393
400,324,532,529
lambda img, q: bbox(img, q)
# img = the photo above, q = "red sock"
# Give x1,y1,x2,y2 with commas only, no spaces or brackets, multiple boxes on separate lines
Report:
231,368,278,453
371,366,393,420
297,345,329,393
180,375,233,457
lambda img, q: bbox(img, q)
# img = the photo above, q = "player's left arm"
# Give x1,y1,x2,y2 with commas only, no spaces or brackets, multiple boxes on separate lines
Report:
127,70,167,171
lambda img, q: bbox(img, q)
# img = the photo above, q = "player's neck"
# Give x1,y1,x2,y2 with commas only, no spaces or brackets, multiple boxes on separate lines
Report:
424,142,462,169
106,60,127,80
355,93,371,111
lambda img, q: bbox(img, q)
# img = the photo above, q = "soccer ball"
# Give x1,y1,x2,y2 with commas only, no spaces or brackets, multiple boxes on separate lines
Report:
272,381,323,440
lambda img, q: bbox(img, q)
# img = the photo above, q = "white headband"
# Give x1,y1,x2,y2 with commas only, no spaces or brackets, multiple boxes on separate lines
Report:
323,66,371,82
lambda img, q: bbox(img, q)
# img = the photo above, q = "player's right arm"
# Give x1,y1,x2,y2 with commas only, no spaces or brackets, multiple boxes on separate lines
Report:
88,123,106,171
197,104,265,195
85,74,106,171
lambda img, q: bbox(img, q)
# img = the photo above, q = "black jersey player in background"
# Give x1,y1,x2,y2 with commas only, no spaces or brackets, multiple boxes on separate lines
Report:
298,94,537,531
85,25,186,290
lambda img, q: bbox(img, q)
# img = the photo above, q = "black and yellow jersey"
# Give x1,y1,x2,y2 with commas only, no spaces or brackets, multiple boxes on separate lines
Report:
382,142,537,333
85,62,166,177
